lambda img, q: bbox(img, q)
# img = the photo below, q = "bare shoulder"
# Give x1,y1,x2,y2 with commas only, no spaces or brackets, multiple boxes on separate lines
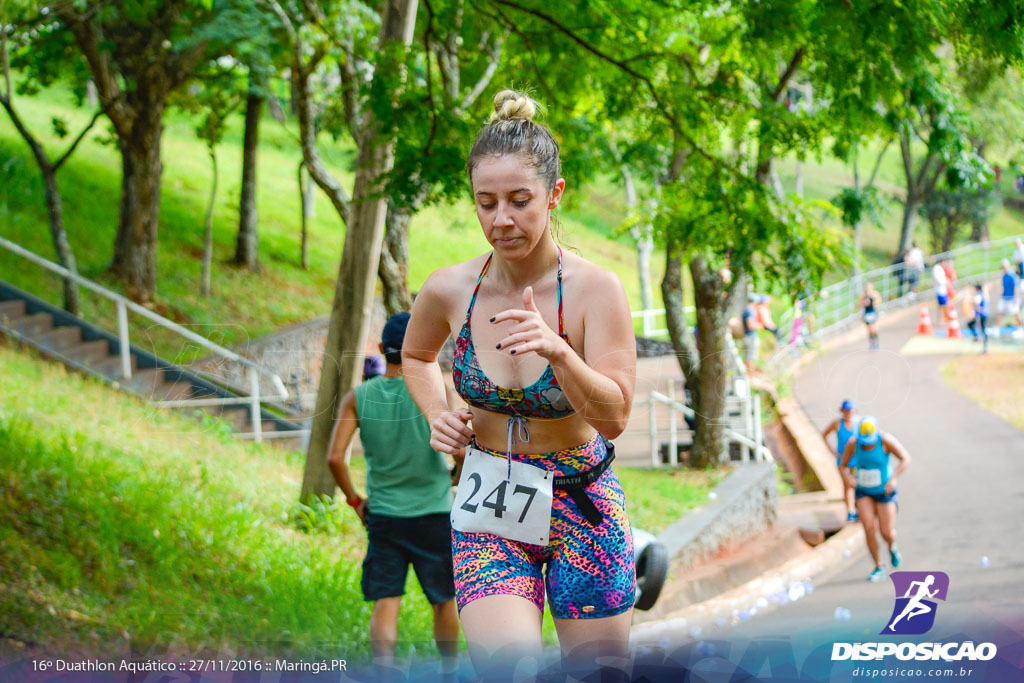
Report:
562,250,629,305
417,255,490,311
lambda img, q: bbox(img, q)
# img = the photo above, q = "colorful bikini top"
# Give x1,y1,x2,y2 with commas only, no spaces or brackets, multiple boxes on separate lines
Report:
452,248,576,419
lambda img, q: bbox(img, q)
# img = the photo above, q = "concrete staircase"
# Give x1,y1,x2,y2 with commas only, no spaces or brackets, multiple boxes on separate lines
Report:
0,282,305,446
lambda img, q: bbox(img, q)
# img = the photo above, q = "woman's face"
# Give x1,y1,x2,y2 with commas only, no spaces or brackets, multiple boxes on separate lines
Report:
471,155,564,258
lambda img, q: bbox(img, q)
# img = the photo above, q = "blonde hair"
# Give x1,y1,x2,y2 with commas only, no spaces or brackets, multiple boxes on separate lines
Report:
467,89,561,191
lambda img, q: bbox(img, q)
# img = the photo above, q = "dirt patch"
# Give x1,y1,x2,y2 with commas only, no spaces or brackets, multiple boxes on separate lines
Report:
943,353,1024,431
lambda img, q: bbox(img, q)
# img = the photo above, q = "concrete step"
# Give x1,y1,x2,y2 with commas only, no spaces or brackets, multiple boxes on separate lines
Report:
151,381,193,402
64,339,110,364
14,311,54,336
92,354,139,379
0,299,27,320
37,325,83,352
128,367,166,395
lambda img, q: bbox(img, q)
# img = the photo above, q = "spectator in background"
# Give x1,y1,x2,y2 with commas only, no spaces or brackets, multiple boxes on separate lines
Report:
892,251,907,299
996,259,1023,330
755,294,779,340
743,294,763,375
932,260,949,322
363,354,386,381
328,313,460,674
1013,238,1024,280
905,242,925,298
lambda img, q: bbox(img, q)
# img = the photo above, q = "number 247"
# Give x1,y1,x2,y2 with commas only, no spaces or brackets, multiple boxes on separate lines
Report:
460,475,538,523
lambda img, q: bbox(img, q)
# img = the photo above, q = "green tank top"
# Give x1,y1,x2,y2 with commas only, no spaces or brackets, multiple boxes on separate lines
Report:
353,375,452,517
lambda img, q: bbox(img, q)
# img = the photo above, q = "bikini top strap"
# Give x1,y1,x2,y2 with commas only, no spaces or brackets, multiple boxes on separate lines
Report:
466,249,569,343
556,247,569,341
465,252,494,322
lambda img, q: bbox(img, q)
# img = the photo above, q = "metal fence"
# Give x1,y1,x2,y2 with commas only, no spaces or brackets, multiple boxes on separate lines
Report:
0,236,292,443
768,235,1022,367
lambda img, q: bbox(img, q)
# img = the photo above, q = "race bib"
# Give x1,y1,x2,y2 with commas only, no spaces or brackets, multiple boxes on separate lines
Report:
857,468,883,489
451,447,553,546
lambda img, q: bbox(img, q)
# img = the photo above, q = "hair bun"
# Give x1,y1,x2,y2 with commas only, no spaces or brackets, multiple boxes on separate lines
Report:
492,89,537,122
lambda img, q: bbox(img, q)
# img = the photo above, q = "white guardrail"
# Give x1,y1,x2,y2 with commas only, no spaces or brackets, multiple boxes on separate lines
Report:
768,234,1021,367
0,235,292,443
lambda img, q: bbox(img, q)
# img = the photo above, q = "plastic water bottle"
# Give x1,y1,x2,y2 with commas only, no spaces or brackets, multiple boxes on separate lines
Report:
834,607,852,621
979,556,990,568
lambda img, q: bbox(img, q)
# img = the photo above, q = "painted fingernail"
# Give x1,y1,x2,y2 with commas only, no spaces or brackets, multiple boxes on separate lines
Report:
510,349,517,355
489,316,495,322
495,343,502,349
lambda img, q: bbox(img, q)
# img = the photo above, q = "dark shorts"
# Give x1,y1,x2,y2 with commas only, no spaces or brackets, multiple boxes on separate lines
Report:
856,488,898,505
362,512,455,605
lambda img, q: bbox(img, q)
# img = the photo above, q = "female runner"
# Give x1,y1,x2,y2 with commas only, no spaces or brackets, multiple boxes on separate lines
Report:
402,90,636,672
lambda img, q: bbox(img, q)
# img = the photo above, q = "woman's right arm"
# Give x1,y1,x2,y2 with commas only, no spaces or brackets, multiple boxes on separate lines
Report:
403,270,474,456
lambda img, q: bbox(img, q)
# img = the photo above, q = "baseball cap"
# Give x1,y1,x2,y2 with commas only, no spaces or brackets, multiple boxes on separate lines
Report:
840,399,856,412
381,312,411,357
857,416,879,446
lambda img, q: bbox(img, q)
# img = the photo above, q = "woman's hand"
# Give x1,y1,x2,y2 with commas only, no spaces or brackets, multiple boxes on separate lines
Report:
885,478,897,495
492,286,570,361
430,408,474,456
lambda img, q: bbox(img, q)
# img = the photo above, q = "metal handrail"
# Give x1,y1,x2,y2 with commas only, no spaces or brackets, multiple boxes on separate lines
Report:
0,235,291,442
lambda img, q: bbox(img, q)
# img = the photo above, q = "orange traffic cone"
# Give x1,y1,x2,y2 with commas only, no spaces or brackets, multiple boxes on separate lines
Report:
917,304,934,336
946,307,962,339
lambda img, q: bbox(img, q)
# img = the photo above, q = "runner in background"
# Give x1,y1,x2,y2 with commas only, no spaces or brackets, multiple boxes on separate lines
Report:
966,283,990,353
860,283,882,351
821,399,860,522
840,416,912,582
941,258,958,303
327,313,460,675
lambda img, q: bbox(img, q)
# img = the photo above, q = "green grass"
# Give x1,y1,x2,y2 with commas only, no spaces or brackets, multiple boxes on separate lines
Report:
0,341,414,660
616,466,725,535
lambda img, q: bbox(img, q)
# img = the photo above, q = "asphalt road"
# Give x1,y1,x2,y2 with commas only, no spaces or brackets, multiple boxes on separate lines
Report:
686,311,1024,676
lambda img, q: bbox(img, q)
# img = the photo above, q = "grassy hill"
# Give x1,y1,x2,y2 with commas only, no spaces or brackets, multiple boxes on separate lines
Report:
0,85,651,362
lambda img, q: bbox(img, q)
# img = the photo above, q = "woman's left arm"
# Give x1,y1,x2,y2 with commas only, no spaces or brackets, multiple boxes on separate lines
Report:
494,267,636,439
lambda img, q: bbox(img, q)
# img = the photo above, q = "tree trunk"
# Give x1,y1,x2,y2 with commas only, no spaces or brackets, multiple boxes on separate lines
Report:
688,256,729,468
267,93,286,123
110,95,165,303
624,167,654,312
235,89,263,270
379,200,415,316
898,193,919,258
300,0,418,502
41,167,81,315
299,161,311,269
969,218,989,243
201,147,218,296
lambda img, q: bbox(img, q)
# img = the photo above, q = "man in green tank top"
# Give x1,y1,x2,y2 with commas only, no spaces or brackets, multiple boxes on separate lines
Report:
328,312,459,673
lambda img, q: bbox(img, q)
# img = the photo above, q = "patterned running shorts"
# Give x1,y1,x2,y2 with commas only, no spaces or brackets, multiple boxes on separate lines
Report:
452,434,635,619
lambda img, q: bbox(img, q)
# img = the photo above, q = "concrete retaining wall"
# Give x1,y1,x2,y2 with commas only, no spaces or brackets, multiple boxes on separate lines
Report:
656,462,778,570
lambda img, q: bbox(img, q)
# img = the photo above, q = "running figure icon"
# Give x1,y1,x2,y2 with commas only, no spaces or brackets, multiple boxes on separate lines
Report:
886,575,939,632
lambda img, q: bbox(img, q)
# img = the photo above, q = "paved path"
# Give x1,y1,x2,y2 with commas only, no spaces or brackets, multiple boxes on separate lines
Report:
688,309,1024,653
